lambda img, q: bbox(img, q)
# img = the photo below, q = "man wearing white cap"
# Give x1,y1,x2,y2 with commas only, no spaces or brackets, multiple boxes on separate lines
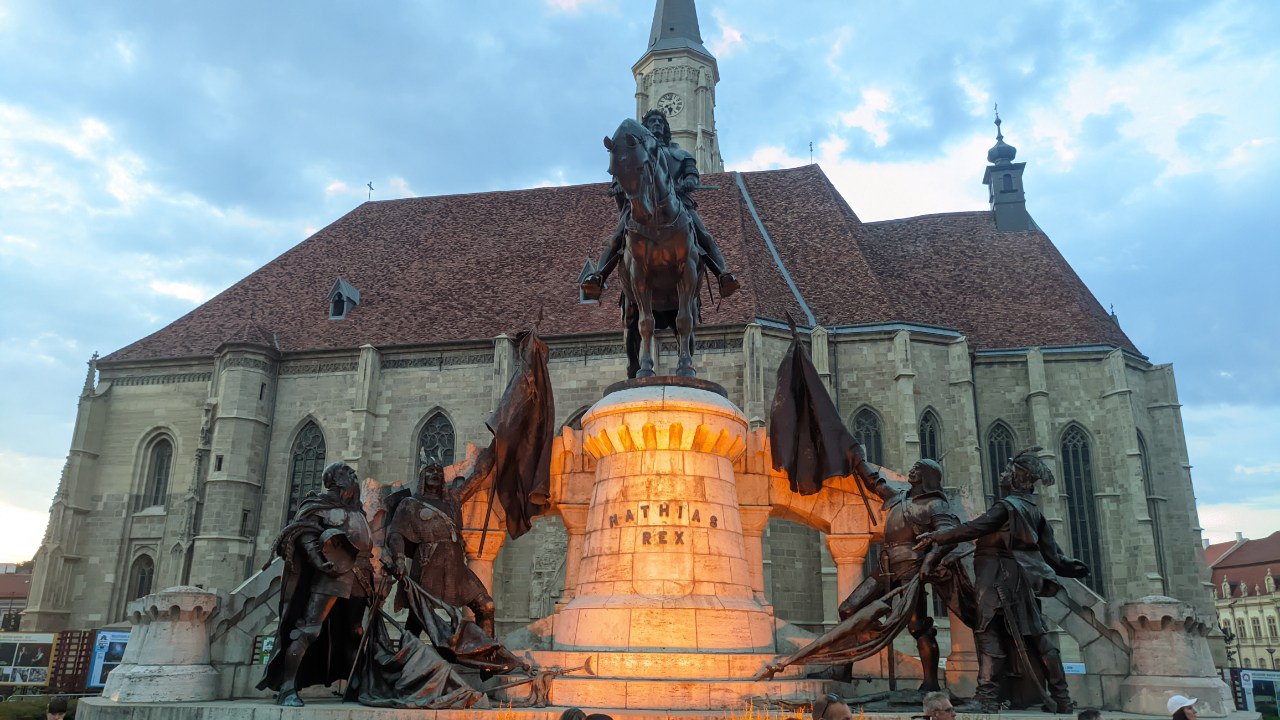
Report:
1168,695,1198,720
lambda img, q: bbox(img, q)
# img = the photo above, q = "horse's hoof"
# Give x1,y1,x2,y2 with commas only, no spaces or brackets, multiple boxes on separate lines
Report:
637,369,656,379
676,367,696,378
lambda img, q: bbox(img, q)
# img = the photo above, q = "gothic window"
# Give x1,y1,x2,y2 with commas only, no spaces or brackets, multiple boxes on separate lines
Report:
851,408,884,466
1061,424,1105,595
918,410,942,462
127,555,155,603
417,413,456,471
986,421,1016,499
1137,432,1169,595
1002,174,1014,192
137,437,173,510
287,422,326,520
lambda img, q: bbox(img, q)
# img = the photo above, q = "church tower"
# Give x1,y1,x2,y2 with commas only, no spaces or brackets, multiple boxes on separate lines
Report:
633,0,724,171
982,112,1031,231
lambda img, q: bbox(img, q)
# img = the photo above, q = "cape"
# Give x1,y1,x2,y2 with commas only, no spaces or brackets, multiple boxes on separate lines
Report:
257,493,366,693
768,323,863,495
486,328,554,539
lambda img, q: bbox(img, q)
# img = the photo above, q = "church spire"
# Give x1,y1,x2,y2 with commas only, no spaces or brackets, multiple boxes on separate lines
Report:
633,0,724,172
982,107,1031,231
644,0,713,62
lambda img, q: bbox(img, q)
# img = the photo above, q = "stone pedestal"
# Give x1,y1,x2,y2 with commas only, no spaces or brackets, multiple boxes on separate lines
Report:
1119,596,1235,717
553,383,776,652
102,586,221,702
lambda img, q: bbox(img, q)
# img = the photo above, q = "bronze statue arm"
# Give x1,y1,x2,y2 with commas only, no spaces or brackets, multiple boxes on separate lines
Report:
451,444,496,504
915,502,1010,549
1037,518,1090,579
298,529,338,575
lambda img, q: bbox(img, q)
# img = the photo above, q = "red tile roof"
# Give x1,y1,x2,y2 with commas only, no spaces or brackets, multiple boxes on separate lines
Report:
1206,531,1280,598
0,573,32,599
102,165,1137,363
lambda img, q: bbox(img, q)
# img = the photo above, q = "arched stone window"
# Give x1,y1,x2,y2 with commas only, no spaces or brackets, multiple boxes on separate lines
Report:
287,422,326,520
986,421,1016,499
1244,658,1252,669
851,407,884,466
127,555,155,603
137,437,173,510
417,412,456,471
1061,424,1105,595
918,409,942,462
1137,432,1168,595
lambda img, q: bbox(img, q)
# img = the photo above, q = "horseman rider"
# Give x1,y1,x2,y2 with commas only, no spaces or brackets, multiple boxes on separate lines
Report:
582,109,739,299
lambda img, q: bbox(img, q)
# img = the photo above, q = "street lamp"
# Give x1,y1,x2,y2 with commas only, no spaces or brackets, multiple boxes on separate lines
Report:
1268,647,1276,670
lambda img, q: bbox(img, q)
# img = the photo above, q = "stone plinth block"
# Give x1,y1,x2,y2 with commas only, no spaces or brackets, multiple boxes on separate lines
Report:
1118,596,1235,717
102,586,221,702
555,384,775,653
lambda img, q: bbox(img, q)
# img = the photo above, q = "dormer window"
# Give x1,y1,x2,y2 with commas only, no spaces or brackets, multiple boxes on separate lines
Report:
328,277,361,320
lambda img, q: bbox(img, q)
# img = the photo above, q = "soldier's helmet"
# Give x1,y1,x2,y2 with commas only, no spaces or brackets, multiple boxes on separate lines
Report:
910,458,945,495
321,462,360,505
417,449,446,495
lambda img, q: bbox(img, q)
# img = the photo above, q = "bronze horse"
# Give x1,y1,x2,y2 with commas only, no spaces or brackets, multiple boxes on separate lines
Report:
604,118,701,378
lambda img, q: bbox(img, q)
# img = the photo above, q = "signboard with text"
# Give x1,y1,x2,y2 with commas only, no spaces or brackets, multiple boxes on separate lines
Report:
0,632,56,686
1239,669,1280,716
86,630,130,690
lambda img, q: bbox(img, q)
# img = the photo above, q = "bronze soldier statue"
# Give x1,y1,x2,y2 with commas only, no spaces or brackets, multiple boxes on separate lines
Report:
385,458,496,638
915,448,1090,714
836,459,966,692
582,109,738,300
258,462,374,707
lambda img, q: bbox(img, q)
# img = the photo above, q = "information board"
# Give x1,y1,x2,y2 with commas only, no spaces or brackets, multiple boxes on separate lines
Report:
1239,668,1280,716
86,630,130,690
0,632,56,686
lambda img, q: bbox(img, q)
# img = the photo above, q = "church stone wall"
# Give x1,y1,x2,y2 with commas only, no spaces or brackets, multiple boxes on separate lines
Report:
65,368,210,625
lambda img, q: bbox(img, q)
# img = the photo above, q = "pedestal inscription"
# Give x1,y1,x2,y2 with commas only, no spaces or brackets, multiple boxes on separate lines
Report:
553,384,776,652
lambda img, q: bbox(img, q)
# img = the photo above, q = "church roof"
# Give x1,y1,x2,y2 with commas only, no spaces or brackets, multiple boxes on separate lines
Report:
102,164,1138,364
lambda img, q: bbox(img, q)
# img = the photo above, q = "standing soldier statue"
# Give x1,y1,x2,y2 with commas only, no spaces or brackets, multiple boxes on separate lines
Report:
915,448,1090,713
258,462,375,707
837,459,969,692
385,456,496,638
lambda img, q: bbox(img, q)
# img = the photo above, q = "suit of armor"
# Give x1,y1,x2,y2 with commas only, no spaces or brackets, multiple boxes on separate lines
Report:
385,463,495,638
836,460,961,691
583,109,738,298
259,463,374,707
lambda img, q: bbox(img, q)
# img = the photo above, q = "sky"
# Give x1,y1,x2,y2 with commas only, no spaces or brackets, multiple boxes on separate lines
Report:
1,0,1278,563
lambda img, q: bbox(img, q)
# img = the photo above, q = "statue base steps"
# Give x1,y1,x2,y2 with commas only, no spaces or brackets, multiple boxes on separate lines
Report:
75,698,1265,720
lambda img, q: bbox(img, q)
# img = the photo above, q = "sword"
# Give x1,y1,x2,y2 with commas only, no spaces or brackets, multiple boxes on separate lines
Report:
995,584,1054,711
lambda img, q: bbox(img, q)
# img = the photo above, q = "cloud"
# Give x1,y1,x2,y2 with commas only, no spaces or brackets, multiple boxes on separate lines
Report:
730,131,991,221
838,88,895,147
0,504,48,563
543,0,603,12
148,280,214,304
709,10,745,58
1198,497,1280,545
1234,463,1280,476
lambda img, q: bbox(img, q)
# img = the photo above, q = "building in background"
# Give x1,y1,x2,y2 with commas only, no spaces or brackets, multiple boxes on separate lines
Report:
0,567,32,631
1208,531,1280,670
23,0,1212,645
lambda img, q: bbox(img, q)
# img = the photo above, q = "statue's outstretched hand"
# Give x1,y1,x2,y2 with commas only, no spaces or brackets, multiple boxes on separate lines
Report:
1061,559,1090,579
913,532,938,552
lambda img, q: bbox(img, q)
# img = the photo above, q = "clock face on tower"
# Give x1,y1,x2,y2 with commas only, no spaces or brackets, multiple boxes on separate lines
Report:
657,92,684,118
